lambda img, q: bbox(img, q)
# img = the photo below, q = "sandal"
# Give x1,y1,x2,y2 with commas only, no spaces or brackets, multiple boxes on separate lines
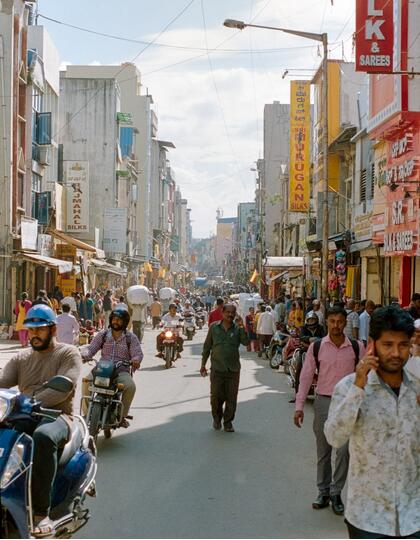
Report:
119,418,130,428
32,515,55,538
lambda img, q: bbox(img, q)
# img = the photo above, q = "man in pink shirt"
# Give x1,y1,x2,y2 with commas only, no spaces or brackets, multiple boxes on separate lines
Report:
293,306,365,516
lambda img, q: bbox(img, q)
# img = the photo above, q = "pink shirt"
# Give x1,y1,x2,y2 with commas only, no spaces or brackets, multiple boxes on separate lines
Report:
295,335,365,411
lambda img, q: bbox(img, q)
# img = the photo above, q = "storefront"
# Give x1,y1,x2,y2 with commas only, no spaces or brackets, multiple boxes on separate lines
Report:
263,257,304,300
371,128,420,305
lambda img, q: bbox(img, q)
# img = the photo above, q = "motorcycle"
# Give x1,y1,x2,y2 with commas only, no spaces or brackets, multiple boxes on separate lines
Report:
195,311,206,330
183,313,196,340
161,323,182,369
282,329,301,375
287,343,317,397
268,329,290,369
0,375,97,539
81,359,133,441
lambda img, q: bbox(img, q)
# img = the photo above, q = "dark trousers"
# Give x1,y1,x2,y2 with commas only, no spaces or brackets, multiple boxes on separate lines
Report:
16,416,69,515
132,320,144,342
313,395,349,496
346,521,420,539
210,370,240,426
152,316,161,329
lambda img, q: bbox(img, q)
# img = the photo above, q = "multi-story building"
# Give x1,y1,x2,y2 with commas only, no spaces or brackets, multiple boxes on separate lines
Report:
215,217,237,273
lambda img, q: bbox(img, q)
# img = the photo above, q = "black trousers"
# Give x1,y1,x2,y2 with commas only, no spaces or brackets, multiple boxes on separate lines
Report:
15,416,69,515
210,370,240,426
346,521,420,539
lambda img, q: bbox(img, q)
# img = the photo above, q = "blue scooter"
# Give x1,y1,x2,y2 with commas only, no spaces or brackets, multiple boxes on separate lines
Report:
0,375,97,538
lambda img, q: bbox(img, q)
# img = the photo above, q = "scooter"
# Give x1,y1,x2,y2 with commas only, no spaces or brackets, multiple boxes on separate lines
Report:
282,328,301,375
287,345,317,397
0,375,97,538
268,329,290,369
195,311,206,330
183,314,196,341
81,359,133,441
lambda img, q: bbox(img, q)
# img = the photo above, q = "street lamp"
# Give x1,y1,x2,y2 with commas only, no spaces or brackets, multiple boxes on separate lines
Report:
224,19,329,304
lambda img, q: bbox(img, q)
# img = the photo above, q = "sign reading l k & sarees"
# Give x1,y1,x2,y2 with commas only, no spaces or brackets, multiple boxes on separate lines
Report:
289,80,310,212
65,161,89,233
355,0,394,73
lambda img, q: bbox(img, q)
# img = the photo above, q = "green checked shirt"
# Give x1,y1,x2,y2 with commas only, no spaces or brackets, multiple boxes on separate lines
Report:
201,320,249,372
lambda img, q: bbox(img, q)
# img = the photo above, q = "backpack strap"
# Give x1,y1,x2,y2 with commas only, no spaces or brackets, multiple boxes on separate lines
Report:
349,338,360,366
314,337,360,372
313,338,322,372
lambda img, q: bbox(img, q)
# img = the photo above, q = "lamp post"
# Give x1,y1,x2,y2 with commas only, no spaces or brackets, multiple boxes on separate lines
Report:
223,19,329,304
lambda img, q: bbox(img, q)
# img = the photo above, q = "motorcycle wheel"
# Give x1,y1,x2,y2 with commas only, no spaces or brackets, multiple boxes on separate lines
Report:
270,352,282,369
88,402,102,441
164,348,172,369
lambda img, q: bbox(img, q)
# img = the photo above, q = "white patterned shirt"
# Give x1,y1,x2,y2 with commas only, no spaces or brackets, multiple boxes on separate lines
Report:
324,369,420,537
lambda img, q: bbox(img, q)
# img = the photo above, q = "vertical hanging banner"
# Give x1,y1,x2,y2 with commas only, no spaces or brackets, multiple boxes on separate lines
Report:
65,161,89,233
289,80,311,212
355,0,394,72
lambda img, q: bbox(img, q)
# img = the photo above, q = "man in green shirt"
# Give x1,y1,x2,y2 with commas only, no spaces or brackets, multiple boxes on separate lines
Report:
200,303,249,432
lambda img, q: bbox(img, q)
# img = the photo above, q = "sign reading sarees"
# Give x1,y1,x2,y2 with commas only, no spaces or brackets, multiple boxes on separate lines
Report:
289,80,310,212
355,0,394,73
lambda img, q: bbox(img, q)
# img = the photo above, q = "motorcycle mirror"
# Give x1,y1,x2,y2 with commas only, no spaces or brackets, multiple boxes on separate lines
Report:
40,375,74,394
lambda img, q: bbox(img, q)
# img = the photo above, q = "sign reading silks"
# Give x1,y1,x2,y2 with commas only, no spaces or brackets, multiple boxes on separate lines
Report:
355,0,394,73
289,80,311,212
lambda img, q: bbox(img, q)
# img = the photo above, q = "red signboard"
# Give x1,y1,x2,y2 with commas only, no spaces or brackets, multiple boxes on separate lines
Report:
355,0,394,73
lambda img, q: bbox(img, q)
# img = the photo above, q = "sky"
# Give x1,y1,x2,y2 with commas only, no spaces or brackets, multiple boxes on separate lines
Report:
38,0,355,238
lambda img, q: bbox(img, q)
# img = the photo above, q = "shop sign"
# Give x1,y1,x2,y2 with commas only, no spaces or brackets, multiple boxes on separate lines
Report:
37,234,53,257
383,197,418,255
103,208,127,253
355,0,394,72
65,161,89,233
57,275,77,297
289,80,310,212
21,217,38,250
385,132,418,185
55,244,77,262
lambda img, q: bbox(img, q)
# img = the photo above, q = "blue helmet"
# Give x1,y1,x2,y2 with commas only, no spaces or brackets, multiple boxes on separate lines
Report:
24,305,57,327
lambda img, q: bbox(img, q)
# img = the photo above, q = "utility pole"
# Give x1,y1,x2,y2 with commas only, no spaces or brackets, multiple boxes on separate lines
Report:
321,34,329,306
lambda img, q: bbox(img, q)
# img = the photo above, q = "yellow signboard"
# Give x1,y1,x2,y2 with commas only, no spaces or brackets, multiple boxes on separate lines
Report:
289,80,311,212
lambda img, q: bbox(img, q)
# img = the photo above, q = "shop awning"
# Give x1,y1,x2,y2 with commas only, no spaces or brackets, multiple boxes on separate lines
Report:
17,252,73,274
264,256,304,269
90,258,127,276
268,270,288,283
49,229,105,258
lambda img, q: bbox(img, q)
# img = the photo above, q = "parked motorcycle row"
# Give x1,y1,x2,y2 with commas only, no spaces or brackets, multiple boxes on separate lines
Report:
266,325,317,398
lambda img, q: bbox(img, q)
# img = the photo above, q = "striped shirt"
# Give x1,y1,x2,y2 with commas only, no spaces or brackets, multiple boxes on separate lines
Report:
86,329,143,373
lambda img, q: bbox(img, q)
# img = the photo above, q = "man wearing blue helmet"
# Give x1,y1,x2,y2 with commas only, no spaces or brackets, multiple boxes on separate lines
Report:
0,304,82,537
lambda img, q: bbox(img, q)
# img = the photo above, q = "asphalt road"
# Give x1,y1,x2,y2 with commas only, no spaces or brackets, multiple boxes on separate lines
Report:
0,331,347,539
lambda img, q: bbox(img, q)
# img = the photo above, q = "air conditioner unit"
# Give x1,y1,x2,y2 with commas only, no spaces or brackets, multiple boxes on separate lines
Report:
38,146,51,166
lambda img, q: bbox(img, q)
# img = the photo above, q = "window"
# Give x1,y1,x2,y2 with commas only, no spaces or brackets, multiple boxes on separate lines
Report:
360,168,367,203
36,112,52,144
120,126,133,158
370,162,375,199
31,88,51,148
31,173,42,218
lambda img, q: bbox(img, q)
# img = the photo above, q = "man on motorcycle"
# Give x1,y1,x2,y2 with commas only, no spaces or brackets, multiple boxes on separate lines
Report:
82,308,142,427
156,303,184,358
0,305,82,537
291,312,326,398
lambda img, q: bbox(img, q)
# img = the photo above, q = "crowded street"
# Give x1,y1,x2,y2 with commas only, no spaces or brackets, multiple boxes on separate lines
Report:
0,326,347,539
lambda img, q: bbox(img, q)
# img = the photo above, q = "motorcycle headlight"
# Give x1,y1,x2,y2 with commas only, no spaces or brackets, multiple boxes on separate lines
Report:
0,442,25,490
94,376,110,388
165,331,173,338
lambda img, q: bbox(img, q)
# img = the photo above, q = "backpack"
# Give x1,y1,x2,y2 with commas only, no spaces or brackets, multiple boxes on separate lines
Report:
313,337,359,373
100,329,132,354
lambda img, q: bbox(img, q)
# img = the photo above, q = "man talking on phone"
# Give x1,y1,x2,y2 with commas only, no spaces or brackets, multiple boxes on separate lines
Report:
325,306,420,539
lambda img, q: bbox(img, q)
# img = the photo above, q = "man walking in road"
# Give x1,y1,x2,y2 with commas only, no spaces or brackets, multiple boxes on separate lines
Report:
200,304,249,432
102,290,113,328
294,306,365,515
56,304,80,345
150,297,162,329
325,306,420,539
358,300,376,346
